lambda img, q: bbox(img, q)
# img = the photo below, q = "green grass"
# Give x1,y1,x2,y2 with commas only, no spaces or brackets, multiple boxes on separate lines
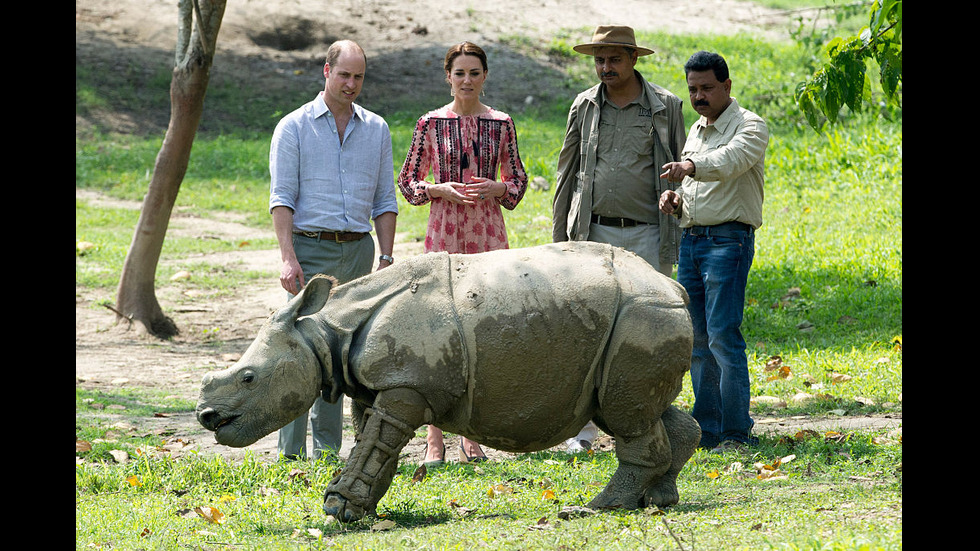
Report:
75,434,900,549
77,20,901,551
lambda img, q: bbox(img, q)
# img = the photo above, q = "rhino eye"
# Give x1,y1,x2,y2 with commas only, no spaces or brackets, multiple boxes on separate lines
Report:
240,370,256,385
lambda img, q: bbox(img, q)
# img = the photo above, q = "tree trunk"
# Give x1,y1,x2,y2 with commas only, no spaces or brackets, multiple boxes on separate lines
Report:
114,0,227,338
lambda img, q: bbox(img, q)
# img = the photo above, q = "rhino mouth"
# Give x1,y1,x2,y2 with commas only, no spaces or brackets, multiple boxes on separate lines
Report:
197,407,240,437
214,414,238,429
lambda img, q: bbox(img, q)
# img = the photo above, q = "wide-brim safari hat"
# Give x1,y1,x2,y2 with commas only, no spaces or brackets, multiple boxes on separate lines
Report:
573,25,654,56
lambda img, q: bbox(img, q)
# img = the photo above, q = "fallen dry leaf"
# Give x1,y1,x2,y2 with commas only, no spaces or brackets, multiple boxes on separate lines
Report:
411,464,427,484
195,506,225,524
528,517,552,530
257,485,280,497
753,455,795,481
557,506,596,520
371,519,396,531
794,429,820,440
488,483,514,498
751,395,787,408
449,499,477,517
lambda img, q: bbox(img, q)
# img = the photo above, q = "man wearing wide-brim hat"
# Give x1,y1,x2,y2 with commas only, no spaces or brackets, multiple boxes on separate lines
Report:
551,25,687,453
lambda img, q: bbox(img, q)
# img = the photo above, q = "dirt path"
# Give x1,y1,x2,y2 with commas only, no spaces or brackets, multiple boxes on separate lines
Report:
76,0,900,466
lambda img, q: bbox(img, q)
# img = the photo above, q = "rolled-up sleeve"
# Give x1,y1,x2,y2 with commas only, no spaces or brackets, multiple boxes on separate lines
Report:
269,117,300,214
371,123,398,220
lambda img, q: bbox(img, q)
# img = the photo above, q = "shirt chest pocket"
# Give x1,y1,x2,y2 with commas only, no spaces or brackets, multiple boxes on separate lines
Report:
683,137,721,159
599,117,653,158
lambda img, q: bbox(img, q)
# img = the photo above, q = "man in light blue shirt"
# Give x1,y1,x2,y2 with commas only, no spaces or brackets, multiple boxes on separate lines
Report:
269,39,398,460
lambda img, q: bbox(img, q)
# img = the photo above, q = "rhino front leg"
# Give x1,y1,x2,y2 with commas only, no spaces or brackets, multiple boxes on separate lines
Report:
323,388,427,522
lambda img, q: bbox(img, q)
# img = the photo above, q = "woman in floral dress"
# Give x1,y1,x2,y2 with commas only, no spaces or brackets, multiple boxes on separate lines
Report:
397,41,529,465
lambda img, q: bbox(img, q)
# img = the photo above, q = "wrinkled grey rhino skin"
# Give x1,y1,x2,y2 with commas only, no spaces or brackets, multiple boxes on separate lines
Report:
196,241,699,522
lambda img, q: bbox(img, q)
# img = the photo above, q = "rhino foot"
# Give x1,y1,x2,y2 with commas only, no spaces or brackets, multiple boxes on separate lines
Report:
323,491,367,522
643,477,680,508
586,462,653,511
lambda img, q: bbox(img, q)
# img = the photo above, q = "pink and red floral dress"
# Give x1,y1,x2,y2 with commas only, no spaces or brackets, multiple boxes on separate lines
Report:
397,106,528,254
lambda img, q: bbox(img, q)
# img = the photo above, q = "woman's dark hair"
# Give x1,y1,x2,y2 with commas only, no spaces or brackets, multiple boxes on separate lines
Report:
444,41,488,73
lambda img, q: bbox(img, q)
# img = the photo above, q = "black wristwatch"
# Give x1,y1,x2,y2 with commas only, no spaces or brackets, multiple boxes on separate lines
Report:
379,254,394,264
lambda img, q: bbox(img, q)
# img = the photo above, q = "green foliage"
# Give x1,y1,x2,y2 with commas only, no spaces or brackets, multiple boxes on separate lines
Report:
795,0,902,130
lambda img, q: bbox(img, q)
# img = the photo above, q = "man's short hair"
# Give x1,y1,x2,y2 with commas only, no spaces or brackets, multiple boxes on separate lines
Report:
325,40,367,68
684,51,729,82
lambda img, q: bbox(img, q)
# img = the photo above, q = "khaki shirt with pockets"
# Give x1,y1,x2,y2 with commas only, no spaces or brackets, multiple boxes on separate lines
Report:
553,72,687,267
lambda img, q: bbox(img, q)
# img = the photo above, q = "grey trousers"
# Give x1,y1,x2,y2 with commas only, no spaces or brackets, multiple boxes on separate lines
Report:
587,221,673,276
277,232,374,460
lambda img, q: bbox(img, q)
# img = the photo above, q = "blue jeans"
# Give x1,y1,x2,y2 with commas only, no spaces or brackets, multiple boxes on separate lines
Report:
677,223,757,448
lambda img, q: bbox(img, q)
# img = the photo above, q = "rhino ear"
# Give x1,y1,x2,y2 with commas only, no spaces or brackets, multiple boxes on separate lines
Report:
296,275,337,317
272,275,337,325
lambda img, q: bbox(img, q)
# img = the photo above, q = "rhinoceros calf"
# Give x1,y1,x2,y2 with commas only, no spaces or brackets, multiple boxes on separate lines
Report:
196,241,699,522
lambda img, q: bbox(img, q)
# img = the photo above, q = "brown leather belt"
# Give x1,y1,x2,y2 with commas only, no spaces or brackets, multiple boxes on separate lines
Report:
294,230,368,242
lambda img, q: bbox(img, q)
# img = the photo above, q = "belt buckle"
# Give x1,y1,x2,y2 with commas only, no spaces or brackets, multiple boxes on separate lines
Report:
333,232,345,243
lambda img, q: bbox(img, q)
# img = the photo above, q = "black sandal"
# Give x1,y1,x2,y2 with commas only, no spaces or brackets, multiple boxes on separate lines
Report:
459,441,487,464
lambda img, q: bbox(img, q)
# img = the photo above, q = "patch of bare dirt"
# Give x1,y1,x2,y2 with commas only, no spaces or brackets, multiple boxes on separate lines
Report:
75,0,900,466
76,0,795,136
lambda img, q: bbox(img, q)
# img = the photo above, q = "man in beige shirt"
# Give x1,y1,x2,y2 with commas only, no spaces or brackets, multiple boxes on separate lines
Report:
659,50,769,454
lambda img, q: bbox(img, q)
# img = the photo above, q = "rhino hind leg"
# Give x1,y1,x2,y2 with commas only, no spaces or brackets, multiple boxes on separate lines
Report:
588,417,672,510
643,405,700,508
323,388,426,522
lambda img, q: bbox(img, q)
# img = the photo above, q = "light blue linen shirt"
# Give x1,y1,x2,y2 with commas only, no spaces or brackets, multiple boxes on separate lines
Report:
269,92,398,233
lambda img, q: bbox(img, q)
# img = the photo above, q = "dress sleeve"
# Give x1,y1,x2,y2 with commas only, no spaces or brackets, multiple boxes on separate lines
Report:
397,116,434,206
497,116,528,211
